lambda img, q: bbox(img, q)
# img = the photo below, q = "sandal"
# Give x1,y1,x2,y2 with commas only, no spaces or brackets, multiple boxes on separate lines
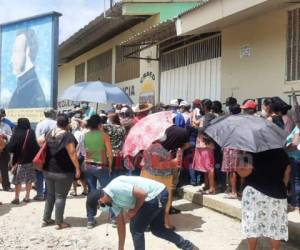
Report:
288,204,295,212
55,223,71,230
202,190,216,195
224,193,238,199
165,225,176,231
23,198,31,203
42,219,55,227
11,199,20,205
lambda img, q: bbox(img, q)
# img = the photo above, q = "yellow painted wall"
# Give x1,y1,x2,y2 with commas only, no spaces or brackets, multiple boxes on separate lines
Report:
58,15,160,104
221,7,295,104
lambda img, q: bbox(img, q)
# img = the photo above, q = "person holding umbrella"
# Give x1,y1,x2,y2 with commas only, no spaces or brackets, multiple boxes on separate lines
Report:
141,128,186,229
286,93,300,214
262,98,284,129
205,115,290,250
81,102,96,121
237,149,291,250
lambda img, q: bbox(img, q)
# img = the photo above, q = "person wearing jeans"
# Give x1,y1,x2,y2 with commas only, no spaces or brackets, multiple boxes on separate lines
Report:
286,124,300,212
289,158,300,211
0,116,12,191
34,109,57,201
35,170,46,200
43,172,74,224
85,165,110,192
42,114,81,230
98,176,197,250
0,149,11,191
84,115,112,228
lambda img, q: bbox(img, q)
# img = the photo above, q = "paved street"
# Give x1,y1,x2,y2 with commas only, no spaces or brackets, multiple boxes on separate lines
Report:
0,191,298,250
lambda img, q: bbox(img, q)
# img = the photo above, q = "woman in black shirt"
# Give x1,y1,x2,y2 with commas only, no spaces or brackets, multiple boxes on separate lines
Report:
237,149,291,250
42,114,81,229
8,118,39,204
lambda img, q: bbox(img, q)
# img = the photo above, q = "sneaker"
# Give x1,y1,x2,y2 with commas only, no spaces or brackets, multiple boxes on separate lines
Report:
87,220,96,229
180,240,199,250
110,219,117,228
23,198,31,203
81,191,88,196
33,195,45,201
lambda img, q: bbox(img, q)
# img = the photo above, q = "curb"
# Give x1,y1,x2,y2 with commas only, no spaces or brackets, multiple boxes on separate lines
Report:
178,185,300,246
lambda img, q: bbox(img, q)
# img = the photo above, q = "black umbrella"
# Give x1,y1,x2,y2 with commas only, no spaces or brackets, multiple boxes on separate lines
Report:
205,115,288,153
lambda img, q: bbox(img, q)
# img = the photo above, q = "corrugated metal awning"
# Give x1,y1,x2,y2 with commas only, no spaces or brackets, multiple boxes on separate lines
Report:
120,19,176,46
59,3,148,64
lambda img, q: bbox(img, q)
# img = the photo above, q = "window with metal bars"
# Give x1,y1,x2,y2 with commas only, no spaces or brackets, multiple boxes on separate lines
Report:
115,45,140,83
287,8,300,81
87,50,112,83
160,34,221,72
75,63,85,83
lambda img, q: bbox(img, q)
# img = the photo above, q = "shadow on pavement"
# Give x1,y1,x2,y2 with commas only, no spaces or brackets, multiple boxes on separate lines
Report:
65,213,108,228
0,203,11,217
174,202,201,211
172,213,204,232
67,195,87,200
0,201,28,217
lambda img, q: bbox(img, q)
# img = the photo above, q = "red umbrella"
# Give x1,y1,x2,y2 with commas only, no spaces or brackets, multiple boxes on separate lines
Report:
123,111,174,157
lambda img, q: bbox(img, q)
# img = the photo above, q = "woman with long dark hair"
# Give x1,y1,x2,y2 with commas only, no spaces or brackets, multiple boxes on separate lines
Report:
8,118,39,204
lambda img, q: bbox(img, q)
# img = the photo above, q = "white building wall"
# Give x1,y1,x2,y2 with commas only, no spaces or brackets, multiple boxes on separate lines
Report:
160,57,221,103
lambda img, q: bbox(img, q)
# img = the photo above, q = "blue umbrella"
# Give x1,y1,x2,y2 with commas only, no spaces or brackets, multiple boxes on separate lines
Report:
58,81,133,105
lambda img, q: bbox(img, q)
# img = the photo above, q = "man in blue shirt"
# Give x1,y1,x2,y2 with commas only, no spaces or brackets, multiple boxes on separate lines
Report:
87,176,196,250
82,102,96,121
169,99,186,128
0,109,15,130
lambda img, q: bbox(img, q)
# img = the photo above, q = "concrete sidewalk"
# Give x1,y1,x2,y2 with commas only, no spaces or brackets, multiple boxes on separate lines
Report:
178,185,300,246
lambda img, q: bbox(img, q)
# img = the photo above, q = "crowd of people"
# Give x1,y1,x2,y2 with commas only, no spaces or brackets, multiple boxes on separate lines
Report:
0,95,299,250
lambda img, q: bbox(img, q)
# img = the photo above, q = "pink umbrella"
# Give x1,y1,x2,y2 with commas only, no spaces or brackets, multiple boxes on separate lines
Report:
123,111,174,157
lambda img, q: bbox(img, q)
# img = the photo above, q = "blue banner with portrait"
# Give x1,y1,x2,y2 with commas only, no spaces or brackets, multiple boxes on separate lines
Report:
0,12,60,122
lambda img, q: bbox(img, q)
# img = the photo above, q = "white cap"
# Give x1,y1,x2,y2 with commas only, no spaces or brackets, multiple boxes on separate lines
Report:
120,107,129,113
179,100,189,107
132,104,139,113
170,99,179,106
158,132,167,142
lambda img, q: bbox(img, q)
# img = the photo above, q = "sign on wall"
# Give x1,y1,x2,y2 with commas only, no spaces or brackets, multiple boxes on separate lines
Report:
0,12,61,122
139,71,155,104
119,71,156,105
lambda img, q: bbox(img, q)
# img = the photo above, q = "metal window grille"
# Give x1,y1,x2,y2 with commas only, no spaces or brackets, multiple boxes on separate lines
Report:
75,63,85,83
160,34,221,72
287,8,300,81
87,50,112,83
115,46,140,83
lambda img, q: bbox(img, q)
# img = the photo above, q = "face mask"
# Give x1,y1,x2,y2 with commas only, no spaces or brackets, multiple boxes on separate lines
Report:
261,109,268,117
225,106,230,114
99,205,111,214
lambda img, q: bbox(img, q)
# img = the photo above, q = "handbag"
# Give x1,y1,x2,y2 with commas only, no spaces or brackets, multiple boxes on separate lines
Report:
11,130,30,175
0,134,6,152
33,131,51,171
